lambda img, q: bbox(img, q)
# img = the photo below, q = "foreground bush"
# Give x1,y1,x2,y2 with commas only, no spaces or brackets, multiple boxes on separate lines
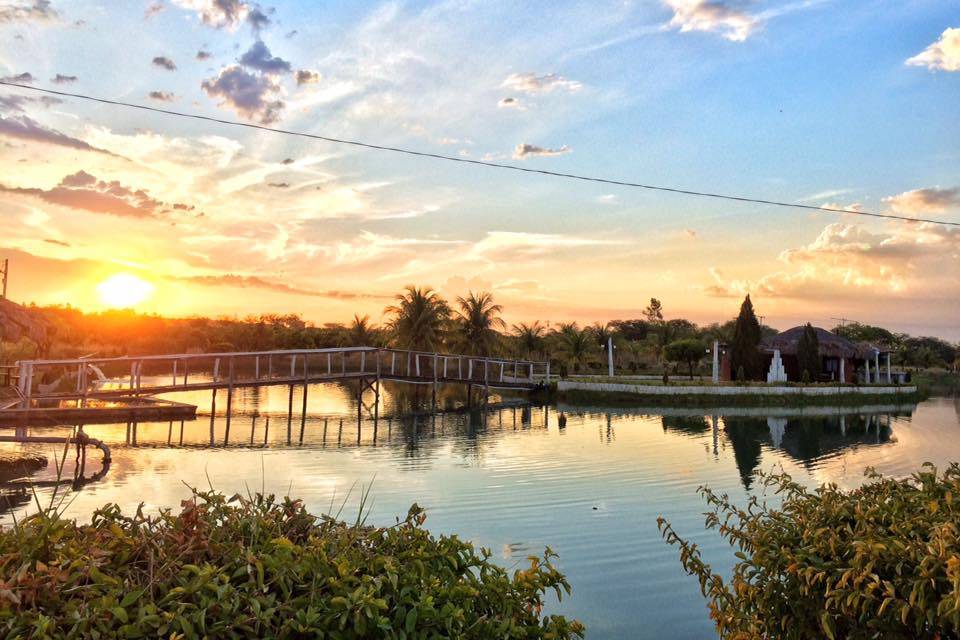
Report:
0,490,583,638
658,464,960,639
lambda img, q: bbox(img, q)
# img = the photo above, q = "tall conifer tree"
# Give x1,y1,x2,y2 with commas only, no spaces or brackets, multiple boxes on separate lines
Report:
796,323,820,381
730,294,762,380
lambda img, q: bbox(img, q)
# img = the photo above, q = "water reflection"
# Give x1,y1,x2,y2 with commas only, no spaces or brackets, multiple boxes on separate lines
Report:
1,381,956,640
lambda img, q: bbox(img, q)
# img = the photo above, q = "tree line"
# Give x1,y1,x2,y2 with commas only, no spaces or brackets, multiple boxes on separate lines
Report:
1,287,957,376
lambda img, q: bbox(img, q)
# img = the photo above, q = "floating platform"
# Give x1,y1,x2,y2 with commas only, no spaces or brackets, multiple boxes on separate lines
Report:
0,396,196,426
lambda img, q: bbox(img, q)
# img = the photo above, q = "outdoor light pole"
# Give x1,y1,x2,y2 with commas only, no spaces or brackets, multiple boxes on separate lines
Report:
712,340,719,383
604,336,615,377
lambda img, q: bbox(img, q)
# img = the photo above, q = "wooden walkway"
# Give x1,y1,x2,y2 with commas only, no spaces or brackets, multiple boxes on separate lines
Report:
4,347,549,420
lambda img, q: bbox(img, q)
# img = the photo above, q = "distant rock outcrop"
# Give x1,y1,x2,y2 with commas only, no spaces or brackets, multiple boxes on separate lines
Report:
0,299,50,350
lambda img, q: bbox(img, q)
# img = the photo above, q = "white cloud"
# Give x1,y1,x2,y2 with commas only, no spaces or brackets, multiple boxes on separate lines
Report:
201,65,285,123
0,0,57,24
884,187,960,215
172,0,257,30
705,222,960,300
512,143,571,159
295,69,321,86
502,72,582,94
663,0,759,42
471,231,618,261
238,40,291,75
907,27,960,72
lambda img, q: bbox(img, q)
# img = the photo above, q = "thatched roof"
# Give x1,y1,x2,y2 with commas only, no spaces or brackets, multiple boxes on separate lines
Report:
761,326,860,358
0,298,50,347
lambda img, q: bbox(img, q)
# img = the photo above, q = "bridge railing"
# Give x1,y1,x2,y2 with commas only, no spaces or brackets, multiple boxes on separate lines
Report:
13,347,549,405
378,349,549,386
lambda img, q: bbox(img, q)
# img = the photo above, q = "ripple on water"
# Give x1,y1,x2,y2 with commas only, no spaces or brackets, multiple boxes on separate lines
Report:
1,382,957,639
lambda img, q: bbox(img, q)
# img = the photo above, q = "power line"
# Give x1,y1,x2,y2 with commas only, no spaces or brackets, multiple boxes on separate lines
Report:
2,80,959,228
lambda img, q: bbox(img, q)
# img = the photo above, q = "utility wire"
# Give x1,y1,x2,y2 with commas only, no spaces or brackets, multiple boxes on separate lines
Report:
2,80,958,228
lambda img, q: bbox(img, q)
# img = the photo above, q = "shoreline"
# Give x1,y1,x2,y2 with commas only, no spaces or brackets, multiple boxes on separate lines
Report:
553,379,921,407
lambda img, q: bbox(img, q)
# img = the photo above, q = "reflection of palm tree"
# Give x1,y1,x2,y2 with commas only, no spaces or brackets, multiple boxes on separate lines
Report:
512,322,545,359
384,286,450,351
557,324,595,374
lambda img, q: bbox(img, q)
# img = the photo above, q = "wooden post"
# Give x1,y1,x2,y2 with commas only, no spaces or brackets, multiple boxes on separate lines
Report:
290,355,296,378
300,358,308,441
183,359,189,385
374,350,381,423
287,384,294,444
80,363,88,404
268,354,273,380
130,361,136,390
360,351,366,373
432,353,438,409
213,358,220,382
209,388,216,444
254,355,259,380
483,360,489,405
17,361,27,402
327,353,332,375
225,357,234,439
172,359,178,386
391,352,396,375
415,354,420,377
458,357,462,379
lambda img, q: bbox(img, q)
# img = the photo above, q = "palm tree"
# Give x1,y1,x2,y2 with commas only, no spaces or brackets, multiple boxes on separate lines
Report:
384,286,450,351
590,321,614,349
452,291,506,357
556,323,595,374
512,321,545,359
348,314,377,346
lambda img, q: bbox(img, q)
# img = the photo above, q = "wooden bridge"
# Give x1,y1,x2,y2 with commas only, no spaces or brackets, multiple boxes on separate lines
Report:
2,347,550,423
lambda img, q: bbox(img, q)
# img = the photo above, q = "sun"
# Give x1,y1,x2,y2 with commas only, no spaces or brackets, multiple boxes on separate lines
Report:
96,273,155,309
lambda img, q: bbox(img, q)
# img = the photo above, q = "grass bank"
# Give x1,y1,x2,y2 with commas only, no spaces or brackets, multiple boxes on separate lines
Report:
551,378,921,407
556,387,921,408
0,489,584,639
912,370,960,397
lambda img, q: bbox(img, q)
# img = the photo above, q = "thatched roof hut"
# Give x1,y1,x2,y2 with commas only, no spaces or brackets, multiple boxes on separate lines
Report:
761,326,859,358
761,325,888,360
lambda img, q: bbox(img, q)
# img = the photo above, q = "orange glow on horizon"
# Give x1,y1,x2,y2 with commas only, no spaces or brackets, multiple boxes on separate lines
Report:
96,274,155,309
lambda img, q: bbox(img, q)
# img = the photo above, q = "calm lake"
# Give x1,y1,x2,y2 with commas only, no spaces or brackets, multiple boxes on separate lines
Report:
3,381,959,639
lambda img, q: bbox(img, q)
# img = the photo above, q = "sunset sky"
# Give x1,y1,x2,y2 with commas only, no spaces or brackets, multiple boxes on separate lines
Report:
1,0,958,338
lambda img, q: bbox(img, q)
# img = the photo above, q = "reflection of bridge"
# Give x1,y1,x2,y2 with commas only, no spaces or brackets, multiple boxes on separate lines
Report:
2,347,550,423
0,402,548,511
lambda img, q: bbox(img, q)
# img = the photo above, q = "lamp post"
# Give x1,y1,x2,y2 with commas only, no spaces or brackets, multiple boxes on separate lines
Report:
602,336,616,377
710,341,726,383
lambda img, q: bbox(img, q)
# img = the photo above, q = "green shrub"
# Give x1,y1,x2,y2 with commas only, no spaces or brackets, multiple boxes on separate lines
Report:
658,464,960,639
0,489,584,639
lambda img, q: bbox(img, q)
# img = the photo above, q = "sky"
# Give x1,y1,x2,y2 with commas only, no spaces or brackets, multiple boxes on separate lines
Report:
0,0,958,339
